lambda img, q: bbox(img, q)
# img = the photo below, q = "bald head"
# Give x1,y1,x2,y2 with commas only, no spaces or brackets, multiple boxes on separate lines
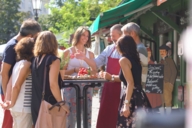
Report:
110,24,123,43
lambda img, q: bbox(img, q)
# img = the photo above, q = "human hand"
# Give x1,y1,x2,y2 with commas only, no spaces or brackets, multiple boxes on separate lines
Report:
99,71,111,80
98,71,103,78
90,70,98,78
74,50,86,60
1,101,13,110
0,101,3,107
122,104,130,117
61,104,70,116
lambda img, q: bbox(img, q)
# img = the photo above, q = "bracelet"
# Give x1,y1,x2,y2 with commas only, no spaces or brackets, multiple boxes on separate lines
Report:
124,99,129,104
74,68,76,73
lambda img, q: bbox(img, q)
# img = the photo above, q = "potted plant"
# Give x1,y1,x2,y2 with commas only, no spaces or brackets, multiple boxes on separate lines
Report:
59,50,70,80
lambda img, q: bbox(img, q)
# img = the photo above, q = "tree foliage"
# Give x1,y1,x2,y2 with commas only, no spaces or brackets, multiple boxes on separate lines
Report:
0,0,31,44
99,0,122,12
38,14,52,31
39,0,121,40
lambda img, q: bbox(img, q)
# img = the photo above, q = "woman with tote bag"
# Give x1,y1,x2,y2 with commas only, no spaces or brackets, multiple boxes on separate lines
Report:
31,31,69,128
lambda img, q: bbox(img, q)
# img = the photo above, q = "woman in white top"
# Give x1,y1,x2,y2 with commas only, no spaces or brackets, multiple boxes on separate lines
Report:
61,26,96,128
0,37,34,128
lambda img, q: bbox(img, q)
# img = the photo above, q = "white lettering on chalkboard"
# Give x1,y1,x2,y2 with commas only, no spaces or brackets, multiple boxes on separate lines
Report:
145,64,164,94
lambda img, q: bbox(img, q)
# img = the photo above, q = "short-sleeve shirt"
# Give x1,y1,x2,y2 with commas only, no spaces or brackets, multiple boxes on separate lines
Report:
94,44,121,68
0,38,17,95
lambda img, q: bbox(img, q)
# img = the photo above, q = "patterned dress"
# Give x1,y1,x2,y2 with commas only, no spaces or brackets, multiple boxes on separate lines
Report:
117,54,151,128
63,48,93,128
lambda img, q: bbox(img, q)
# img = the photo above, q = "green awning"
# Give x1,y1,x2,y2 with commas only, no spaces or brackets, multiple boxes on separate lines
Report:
89,0,153,35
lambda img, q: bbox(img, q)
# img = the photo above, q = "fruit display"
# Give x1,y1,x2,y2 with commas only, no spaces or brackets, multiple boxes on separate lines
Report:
64,67,98,80
77,67,91,79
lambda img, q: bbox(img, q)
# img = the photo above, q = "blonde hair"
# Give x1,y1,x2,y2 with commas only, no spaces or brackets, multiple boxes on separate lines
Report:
72,26,91,48
34,31,58,56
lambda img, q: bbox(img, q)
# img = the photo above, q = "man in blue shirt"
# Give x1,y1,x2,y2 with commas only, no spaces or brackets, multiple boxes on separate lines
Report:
0,19,41,128
95,24,122,128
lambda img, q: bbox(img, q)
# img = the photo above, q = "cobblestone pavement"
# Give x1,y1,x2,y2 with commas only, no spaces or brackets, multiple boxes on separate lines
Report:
0,94,100,128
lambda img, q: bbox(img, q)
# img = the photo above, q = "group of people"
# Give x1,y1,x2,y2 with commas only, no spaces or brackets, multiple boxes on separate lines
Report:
0,20,70,128
0,18,153,128
60,22,151,128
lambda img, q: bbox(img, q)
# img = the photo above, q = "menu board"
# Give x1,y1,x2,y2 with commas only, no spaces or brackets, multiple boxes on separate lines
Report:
145,64,164,94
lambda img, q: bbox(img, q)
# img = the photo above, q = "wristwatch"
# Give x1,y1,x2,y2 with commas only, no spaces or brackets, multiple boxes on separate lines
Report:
111,75,115,81
124,99,129,104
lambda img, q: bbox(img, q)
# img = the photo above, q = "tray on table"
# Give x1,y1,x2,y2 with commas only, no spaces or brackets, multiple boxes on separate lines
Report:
64,75,103,80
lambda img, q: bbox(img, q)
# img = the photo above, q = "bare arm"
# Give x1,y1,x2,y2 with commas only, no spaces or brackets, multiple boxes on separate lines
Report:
10,61,31,107
4,75,12,101
119,57,134,104
2,61,31,109
49,59,63,102
62,49,76,75
100,71,121,82
1,62,11,96
86,51,97,73
75,50,97,72
49,59,70,114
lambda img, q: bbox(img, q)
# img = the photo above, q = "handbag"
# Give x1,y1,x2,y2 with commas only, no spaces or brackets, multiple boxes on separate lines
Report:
35,55,67,128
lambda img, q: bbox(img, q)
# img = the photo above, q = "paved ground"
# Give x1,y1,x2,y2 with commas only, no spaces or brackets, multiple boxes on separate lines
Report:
0,94,100,128
0,93,184,128
91,93,100,128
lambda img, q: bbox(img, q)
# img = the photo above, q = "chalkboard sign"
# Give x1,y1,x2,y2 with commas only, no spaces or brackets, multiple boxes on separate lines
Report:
145,64,164,94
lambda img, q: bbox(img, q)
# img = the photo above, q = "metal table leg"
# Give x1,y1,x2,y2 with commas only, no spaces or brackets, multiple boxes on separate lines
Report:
83,83,102,128
62,83,81,128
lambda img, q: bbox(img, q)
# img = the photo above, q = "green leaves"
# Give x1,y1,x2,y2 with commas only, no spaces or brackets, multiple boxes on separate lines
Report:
45,0,121,39
0,0,30,43
59,50,70,70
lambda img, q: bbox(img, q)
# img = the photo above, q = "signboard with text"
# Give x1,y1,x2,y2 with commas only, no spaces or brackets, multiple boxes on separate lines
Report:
145,64,164,94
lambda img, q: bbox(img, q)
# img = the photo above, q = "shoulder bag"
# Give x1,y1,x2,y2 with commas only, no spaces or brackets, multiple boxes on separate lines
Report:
35,55,67,128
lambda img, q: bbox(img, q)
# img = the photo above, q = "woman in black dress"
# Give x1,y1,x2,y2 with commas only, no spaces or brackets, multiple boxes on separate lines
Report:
116,35,151,128
31,31,70,126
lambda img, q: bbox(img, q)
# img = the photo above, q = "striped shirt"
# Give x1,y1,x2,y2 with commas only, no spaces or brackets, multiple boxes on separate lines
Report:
11,60,32,113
